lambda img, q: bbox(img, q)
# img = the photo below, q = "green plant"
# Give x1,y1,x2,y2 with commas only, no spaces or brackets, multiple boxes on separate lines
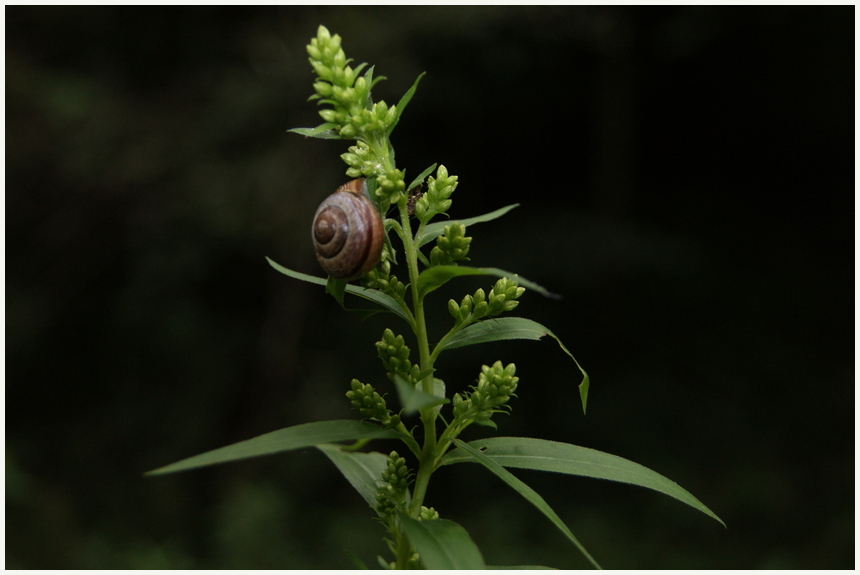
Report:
147,25,723,569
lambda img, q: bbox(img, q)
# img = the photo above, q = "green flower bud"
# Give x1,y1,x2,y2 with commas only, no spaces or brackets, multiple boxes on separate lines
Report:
307,45,323,61
448,298,461,320
486,277,525,316
472,289,486,306
345,379,400,428
375,483,398,519
311,60,331,81
341,152,361,167
419,506,439,521
375,329,417,384
429,223,471,266
313,81,333,97
452,392,471,420
338,124,356,139
381,451,411,493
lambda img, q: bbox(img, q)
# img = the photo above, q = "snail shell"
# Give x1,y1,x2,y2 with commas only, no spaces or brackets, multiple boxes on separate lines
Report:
312,178,384,280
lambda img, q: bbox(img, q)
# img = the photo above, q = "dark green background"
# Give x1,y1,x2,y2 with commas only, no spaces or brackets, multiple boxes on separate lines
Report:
6,6,853,569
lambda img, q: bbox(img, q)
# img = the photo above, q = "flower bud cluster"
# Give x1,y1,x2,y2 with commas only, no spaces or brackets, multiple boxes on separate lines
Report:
414,165,458,223
375,451,411,525
448,277,526,326
338,102,399,141
419,506,439,521
341,142,378,179
307,26,398,150
452,361,519,427
381,451,412,493
345,379,401,428
375,329,420,384
375,168,406,205
362,245,407,299
430,222,471,266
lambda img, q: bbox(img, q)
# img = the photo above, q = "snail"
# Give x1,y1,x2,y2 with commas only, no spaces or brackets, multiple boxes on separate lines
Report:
312,178,384,280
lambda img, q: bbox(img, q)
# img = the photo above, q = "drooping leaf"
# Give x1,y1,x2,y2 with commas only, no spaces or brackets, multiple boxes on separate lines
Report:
416,204,520,249
266,257,411,321
416,266,556,300
448,439,602,570
437,317,589,414
441,437,725,527
398,514,486,570
393,374,447,415
317,444,388,510
146,420,401,476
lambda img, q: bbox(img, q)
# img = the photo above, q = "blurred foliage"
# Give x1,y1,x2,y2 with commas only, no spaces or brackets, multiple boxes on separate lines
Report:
6,6,852,569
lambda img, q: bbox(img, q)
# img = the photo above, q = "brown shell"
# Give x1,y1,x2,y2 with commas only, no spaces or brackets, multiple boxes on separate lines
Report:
312,178,384,280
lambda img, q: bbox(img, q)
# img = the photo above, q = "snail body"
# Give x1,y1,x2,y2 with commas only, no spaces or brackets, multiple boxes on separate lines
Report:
312,178,384,280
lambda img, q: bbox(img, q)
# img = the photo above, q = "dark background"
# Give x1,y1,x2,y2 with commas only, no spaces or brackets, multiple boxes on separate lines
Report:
6,6,853,569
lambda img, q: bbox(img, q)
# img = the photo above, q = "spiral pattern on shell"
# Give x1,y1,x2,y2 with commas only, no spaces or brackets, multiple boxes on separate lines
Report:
312,178,384,280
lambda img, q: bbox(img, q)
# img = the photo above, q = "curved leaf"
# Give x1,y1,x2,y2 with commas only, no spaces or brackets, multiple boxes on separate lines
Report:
146,420,401,476
317,444,388,510
437,317,589,413
399,514,486,570
416,204,520,249
394,374,447,415
266,257,411,321
449,439,601,569
441,437,725,527
416,266,556,300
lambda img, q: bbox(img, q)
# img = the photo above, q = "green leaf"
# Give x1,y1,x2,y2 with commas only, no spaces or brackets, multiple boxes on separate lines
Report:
145,420,401,476
398,514,485,570
326,275,347,307
448,440,601,569
266,257,411,321
408,163,437,192
416,266,556,300
388,72,426,136
345,550,369,569
393,374,447,415
288,123,342,139
437,317,589,414
317,444,388,510
441,437,725,528
416,204,520,249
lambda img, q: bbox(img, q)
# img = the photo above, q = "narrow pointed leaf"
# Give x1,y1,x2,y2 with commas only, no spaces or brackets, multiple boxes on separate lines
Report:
416,266,556,300
146,420,400,476
388,72,425,135
266,257,410,321
408,163,437,192
450,439,602,569
317,444,388,510
289,123,342,139
441,437,724,527
437,317,589,413
417,204,520,248
345,550,369,569
399,514,485,570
